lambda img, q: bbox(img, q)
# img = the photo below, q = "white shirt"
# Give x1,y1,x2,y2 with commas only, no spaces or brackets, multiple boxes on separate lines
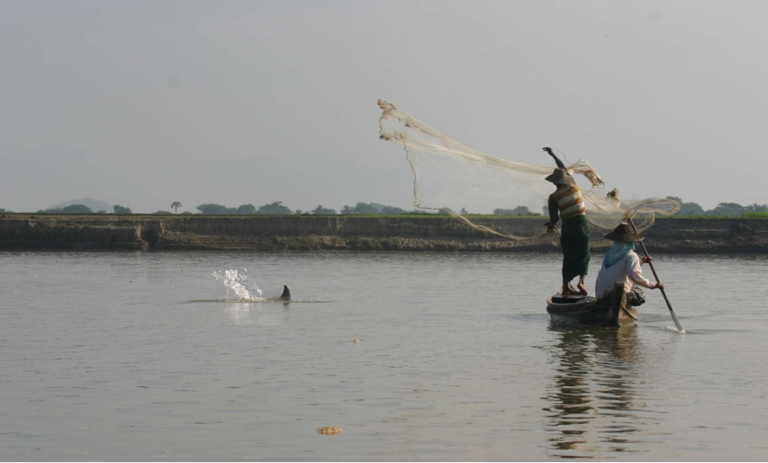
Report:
595,251,656,298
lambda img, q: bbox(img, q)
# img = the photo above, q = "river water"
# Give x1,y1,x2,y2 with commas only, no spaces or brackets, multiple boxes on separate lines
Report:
1,251,767,461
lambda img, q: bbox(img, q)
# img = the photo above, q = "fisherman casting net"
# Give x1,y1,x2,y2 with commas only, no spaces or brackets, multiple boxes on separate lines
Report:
377,100,679,238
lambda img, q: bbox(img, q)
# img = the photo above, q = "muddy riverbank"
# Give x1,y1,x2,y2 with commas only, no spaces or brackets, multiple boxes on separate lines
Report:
1,214,766,253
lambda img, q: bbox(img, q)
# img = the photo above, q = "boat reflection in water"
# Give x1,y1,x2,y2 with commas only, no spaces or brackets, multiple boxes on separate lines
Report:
542,325,661,459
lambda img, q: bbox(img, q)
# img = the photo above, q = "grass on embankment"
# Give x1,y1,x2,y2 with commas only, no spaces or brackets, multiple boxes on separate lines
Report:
3,212,767,220
1,212,548,220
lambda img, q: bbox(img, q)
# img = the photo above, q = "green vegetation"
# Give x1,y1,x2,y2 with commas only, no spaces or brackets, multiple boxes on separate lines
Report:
666,196,705,216
657,215,738,220
256,201,292,214
236,204,257,214
667,197,768,217
196,203,233,214
493,206,541,216
340,202,406,215
14,196,768,218
744,203,768,213
312,205,337,215
40,204,93,214
195,203,261,214
708,202,749,217
6,212,765,221
195,201,291,215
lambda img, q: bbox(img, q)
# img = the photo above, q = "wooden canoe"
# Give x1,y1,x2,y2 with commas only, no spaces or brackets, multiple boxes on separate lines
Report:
546,283,638,327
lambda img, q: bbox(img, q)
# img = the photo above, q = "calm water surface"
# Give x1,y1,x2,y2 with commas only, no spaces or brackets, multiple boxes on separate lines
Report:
1,251,767,461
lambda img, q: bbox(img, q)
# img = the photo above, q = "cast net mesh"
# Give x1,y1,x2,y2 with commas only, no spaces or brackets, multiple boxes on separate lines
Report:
377,100,679,239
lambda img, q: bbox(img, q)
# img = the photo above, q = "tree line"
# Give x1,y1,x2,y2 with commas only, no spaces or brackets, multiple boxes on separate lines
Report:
9,198,768,217
195,201,410,215
666,197,768,217
25,201,410,216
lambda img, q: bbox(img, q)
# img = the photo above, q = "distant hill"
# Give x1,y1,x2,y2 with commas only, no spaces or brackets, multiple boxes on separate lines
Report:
47,198,114,213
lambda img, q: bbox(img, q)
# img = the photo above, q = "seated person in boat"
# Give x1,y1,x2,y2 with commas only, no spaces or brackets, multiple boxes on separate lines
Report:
595,223,664,303
543,147,590,296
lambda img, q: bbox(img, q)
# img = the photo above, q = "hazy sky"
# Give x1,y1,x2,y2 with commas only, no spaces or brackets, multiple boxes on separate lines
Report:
2,0,767,213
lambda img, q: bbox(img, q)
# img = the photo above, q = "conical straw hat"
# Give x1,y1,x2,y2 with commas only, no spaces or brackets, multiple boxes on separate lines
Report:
544,168,576,186
604,223,644,242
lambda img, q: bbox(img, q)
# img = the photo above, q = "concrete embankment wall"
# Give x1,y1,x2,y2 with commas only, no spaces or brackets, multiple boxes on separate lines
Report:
1,214,767,253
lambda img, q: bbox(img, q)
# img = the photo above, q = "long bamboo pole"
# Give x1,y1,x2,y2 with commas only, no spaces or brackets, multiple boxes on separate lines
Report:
627,218,684,332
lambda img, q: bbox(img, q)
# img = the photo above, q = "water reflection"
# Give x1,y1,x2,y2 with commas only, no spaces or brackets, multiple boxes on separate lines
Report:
543,325,652,459
223,303,254,325
222,303,289,326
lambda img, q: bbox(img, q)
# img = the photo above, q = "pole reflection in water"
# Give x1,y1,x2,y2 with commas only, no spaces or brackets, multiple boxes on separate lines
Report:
542,325,660,459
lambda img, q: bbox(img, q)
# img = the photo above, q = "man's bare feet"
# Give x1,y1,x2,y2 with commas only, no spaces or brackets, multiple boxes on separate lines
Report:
560,283,578,296
577,283,589,296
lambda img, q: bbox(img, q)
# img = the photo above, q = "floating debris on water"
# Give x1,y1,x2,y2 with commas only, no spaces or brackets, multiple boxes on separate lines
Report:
317,427,343,435
353,339,360,343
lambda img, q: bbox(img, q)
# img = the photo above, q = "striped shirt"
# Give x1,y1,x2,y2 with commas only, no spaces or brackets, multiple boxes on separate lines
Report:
548,184,586,223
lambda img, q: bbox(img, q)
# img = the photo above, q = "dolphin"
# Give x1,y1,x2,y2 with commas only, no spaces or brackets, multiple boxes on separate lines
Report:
280,285,291,301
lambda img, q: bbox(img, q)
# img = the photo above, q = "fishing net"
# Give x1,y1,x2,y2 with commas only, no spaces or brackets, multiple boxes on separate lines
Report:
377,100,679,239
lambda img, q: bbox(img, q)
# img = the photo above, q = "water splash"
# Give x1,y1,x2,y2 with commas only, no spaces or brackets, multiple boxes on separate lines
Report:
665,326,686,334
211,268,265,302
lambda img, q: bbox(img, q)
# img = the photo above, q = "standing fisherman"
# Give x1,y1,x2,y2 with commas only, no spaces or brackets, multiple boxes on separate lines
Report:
543,147,591,296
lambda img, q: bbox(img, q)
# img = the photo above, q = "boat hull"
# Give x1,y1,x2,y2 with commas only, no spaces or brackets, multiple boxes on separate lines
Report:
546,284,638,327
